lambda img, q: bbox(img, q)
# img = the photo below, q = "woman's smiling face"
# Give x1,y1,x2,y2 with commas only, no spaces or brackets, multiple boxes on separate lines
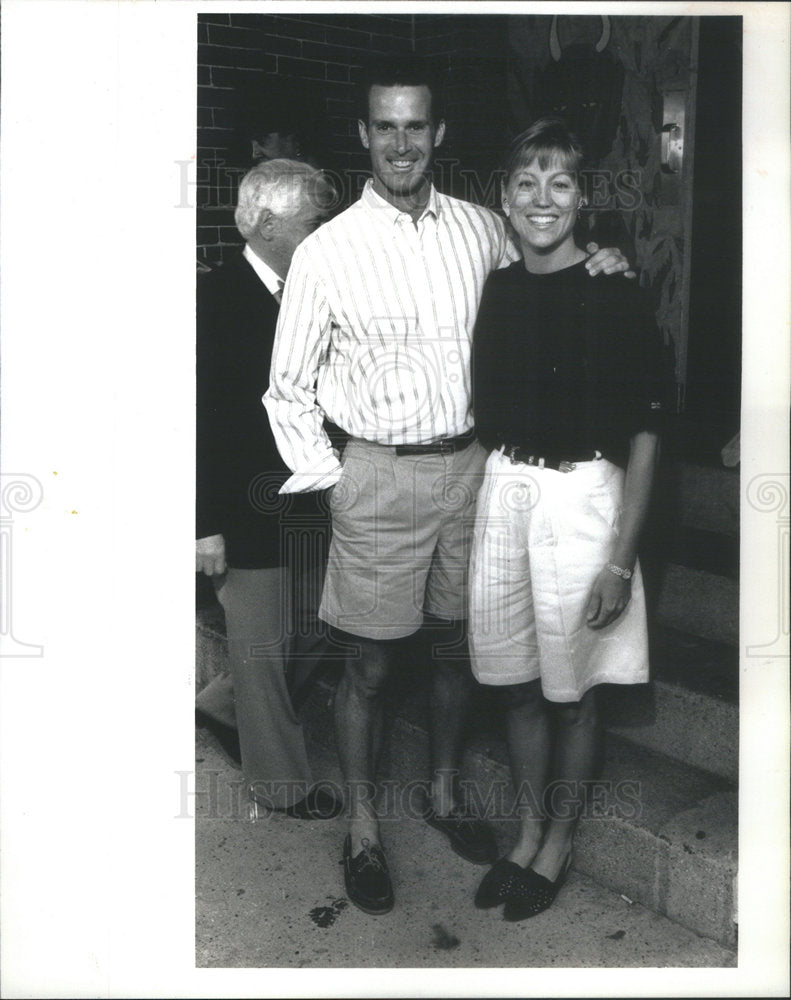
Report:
503,155,581,261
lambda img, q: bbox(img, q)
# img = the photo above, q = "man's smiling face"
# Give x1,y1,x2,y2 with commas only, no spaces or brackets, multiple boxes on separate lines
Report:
358,84,446,213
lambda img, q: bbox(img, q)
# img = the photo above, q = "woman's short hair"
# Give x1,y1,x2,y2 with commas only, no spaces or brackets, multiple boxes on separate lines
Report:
502,117,585,182
234,159,335,239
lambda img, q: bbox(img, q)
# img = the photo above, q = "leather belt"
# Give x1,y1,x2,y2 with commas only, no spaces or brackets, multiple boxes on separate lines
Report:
504,445,601,472
394,430,476,457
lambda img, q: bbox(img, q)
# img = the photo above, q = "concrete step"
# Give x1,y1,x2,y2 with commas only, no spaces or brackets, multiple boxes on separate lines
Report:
195,727,737,968
642,460,739,646
196,603,229,692
664,525,739,578
675,463,739,537
195,611,738,948
654,563,738,646
301,675,737,949
602,625,738,781
390,719,736,950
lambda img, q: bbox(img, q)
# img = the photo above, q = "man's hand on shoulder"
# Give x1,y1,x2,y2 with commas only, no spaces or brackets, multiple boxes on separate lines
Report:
196,534,226,576
585,242,636,280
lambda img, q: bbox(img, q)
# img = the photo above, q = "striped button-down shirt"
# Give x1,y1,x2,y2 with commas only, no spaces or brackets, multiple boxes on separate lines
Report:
264,180,520,492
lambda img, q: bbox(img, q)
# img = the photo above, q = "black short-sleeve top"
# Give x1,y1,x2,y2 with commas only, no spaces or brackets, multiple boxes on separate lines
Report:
472,259,670,468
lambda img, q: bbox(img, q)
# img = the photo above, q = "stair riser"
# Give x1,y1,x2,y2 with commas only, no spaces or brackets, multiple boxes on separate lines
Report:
196,620,227,691
605,680,738,782
676,465,739,537
656,565,738,645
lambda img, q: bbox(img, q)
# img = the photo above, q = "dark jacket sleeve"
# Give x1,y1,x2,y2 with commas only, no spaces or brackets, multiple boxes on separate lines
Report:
195,269,230,540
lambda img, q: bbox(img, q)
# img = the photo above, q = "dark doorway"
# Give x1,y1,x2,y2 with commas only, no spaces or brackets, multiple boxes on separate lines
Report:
682,17,742,459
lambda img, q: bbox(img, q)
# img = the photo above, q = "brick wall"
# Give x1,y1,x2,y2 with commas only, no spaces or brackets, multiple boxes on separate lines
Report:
198,13,413,266
196,12,511,265
415,16,510,205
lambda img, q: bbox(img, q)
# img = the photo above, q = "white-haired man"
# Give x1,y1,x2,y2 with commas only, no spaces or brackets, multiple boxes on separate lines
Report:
196,159,340,820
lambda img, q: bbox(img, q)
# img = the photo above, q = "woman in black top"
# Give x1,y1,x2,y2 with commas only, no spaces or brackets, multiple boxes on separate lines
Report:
468,118,667,920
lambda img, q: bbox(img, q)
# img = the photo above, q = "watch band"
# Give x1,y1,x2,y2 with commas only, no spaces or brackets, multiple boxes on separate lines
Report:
607,563,633,580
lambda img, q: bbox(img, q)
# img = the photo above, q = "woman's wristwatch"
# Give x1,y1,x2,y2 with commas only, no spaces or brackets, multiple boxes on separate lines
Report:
606,563,633,580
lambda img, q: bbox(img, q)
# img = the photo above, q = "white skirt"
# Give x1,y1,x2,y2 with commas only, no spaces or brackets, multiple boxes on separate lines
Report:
468,448,649,701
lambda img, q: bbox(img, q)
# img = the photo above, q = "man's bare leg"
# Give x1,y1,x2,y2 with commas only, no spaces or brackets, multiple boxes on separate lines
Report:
423,619,498,864
334,637,393,852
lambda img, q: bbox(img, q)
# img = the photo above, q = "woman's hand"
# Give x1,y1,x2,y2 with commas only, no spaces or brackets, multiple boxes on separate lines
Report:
585,566,631,629
585,242,636,279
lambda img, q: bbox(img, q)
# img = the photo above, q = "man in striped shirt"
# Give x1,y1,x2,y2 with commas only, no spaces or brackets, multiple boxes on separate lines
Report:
264,58,630,915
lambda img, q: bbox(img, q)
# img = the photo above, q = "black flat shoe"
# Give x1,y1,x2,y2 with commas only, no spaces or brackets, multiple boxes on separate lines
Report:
280,787,343,820
424,803,498,865
502,854,572,922
474,858,526,909
341,836,394,915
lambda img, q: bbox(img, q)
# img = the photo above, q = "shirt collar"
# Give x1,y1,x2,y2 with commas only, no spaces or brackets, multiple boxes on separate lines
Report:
361,178,440,225
243,244,283,298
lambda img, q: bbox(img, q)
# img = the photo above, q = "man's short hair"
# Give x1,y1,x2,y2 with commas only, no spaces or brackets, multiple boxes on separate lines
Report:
357,55,446,123
234,159,335,239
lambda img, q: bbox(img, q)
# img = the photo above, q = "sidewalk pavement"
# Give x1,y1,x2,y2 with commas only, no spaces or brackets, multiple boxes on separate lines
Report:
195,721,736,971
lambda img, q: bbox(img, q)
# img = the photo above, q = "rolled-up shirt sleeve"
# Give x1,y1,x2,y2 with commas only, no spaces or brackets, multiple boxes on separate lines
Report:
263,244,344,493
619,289,674,440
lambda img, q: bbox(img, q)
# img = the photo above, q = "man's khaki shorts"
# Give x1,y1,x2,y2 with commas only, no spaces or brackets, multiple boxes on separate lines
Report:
319,437,487,640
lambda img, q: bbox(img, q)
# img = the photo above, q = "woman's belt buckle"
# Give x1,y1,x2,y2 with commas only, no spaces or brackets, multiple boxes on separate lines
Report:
507,446,548,469
505,445,577,473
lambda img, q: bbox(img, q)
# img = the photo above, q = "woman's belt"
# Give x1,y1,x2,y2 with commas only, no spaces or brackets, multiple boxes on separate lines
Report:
503,444,602,472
